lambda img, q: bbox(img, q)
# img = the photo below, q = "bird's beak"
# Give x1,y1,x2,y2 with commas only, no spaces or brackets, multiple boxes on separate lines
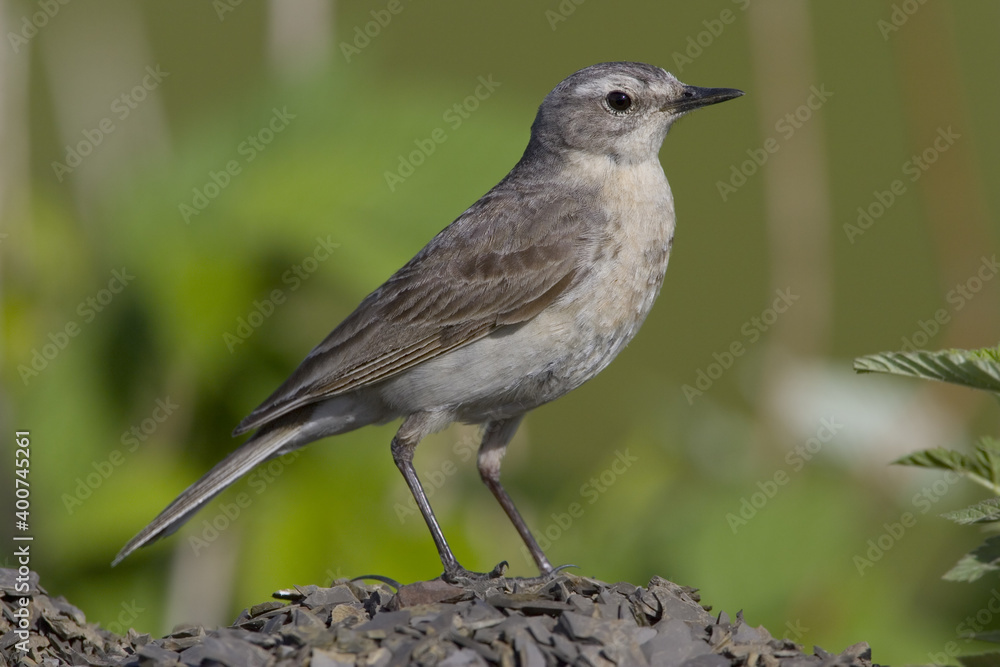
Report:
661,86,744,114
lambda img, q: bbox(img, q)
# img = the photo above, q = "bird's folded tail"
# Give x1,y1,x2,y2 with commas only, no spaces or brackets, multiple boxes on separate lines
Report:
112,423,299,566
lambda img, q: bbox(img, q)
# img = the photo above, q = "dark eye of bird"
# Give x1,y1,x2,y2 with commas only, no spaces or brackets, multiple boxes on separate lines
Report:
605,91,632,112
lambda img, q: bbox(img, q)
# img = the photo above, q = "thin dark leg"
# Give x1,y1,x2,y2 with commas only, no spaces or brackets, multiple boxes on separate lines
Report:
390,415,463,576
478,417,554,575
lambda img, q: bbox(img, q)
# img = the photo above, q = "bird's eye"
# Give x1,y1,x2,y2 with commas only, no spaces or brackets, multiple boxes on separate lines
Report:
605,91,632,113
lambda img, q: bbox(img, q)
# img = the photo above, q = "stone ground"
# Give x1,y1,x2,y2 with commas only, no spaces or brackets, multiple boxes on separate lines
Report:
0,567,876,666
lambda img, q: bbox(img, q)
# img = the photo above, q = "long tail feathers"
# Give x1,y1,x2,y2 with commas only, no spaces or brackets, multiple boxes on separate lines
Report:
112,424,299,566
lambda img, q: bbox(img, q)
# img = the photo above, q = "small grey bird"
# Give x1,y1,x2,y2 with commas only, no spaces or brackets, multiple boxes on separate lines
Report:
114,62,742,579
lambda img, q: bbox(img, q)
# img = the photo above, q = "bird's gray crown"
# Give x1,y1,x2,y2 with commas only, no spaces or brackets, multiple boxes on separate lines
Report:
527,62,741,164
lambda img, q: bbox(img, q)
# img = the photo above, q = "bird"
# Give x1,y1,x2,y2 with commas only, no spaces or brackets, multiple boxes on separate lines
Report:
113,62,743,580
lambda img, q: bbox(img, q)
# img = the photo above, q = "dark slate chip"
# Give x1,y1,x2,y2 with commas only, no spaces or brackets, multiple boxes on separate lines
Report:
455,599,505,632
167,624,204,639
642,618,710,667
566,593,596,615
681,654,731,667
159,634,204,652
249,601,286,617
272,586,311,602
512,627,547,667
179,635,271,667
732,619,765,645
782,658,822,667
363,589,396,618
136,643,180,664
354,609,412,636
578,643,615,666
634,588,662,620
261,612,287,635
486,594,572,615
524,616,555,645
310,648,357,667
0,568,41,596
611,582,638,596
550,631,581,663
329,602,369,626
304,585,359,608
437,647,490,666
841,642,873,661
557,610,604,641
392,579,468,609
447,629,501,663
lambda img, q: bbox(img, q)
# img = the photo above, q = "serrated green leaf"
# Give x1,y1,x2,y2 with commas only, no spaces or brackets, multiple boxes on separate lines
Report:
958,652,1000,667
977,439,1000,487
943,499,1000,525
854,347,1000,395
980,437,1000,456
895,447,977,472
944,535,1000,582
894,446,1000,495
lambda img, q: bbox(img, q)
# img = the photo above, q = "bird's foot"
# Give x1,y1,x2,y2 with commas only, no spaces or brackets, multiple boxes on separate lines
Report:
440,561,579,592
441,560,510,585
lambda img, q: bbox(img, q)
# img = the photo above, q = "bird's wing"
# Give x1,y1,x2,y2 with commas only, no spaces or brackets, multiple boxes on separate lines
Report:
234,183,596,435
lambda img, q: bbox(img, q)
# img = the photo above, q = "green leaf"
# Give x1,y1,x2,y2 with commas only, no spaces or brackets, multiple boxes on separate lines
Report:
943,499,1000,525
958,653,1000,667
978,437,1000,486
853,347,1000,395
895,447,978,472
894,442,1000,495
964,631,1000,644
944,535,1000,582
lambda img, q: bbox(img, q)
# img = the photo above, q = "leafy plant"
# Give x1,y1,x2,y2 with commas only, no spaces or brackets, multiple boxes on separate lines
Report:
855,346,1000,581
855,346,1000,662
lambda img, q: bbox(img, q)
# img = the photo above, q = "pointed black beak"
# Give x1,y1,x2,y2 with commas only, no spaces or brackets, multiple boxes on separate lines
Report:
661,86,744,114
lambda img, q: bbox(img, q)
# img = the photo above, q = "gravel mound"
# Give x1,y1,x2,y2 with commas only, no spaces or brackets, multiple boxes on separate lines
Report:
1,568,875,666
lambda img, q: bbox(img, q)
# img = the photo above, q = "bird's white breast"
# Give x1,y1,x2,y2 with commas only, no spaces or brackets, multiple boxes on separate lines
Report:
379,156,676,422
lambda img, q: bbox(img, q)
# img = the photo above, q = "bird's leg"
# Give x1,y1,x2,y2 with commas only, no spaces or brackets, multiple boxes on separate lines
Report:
391,415,466,578
478,417,554,576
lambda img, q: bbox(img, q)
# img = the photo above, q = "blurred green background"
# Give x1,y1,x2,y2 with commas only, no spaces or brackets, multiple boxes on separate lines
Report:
2,1,999,664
